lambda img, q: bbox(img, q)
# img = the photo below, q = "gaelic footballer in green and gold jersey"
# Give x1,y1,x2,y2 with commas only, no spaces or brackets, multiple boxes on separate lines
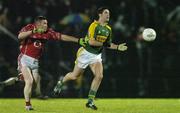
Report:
53,7,128,111
84,20,112,54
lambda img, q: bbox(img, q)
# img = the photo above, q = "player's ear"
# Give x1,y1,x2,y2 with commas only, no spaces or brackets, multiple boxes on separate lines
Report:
98,14,101,18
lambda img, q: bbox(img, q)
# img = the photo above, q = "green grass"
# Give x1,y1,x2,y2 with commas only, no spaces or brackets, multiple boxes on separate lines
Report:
0,98,180,113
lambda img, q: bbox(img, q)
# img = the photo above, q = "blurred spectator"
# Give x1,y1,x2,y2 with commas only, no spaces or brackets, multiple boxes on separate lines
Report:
0,8,11,28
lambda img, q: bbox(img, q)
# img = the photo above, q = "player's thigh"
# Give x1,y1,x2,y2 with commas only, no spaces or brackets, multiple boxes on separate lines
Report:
21,66,33,82
32,69,40,83
72,64,85,77
90,62,103,77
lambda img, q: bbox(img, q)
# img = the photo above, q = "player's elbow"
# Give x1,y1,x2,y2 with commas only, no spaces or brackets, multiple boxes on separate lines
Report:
18,33,24,40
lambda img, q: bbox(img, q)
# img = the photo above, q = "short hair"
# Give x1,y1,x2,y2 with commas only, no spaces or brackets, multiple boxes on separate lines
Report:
34,16,47,23
97,7,109,15
94,6,109,20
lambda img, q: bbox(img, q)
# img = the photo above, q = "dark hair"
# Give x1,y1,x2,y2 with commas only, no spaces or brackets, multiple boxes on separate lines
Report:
94,6,109,20
34,16,47,23
97,7,109,15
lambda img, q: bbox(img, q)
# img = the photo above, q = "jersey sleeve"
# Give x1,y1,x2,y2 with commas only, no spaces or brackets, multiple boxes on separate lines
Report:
47,28,61,40
88,23,97,40
19,24,34,33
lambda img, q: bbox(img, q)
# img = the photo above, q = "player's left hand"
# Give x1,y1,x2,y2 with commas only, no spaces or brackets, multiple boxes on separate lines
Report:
117,43,128,51
32,28,46,34
78,38,87,47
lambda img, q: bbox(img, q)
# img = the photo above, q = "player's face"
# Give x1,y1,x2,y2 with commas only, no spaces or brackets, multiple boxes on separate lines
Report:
100,9,110,22
37,20,48,31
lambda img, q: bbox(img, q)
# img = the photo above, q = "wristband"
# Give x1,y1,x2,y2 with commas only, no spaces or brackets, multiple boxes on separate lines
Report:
103,42,111,47
117,45,119,50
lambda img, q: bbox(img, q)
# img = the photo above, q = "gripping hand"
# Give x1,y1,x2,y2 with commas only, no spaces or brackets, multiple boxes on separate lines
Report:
78,38,87,47
117,43,128,51
32,28,45,34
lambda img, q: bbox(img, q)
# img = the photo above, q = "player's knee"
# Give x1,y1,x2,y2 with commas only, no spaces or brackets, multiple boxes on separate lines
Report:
25,79,33,86
95,74,103,80
69,72,80,80
26,81,33,86
71,76,78,80
99,74,103,80
71,74,78,80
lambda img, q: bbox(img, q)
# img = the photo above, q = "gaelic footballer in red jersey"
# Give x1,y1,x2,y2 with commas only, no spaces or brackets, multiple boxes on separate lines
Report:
19,23,60,59
17,16,86,110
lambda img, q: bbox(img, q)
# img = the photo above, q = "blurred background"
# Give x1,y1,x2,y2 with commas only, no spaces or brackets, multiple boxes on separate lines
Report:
0,0,180,98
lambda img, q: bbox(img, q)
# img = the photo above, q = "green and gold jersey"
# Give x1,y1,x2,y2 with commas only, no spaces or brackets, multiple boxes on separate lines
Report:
84,21,112,54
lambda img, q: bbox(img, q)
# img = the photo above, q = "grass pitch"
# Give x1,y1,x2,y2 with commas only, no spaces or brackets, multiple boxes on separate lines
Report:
0,98,180,113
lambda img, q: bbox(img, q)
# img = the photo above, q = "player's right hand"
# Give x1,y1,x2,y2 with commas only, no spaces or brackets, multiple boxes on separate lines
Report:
78,38,87,47
32,28,45,34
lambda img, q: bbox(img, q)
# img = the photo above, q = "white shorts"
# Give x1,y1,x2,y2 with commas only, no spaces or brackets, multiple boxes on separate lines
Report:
18,54,39,71
75,47,102,69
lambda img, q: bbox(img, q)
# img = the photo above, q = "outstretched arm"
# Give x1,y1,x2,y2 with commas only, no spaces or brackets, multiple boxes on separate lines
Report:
61,34,79,43
108,43,128,51
60,34,86,46
88,39,128,51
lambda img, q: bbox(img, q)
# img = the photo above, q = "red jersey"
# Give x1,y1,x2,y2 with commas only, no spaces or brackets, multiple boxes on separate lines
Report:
19,24,61,59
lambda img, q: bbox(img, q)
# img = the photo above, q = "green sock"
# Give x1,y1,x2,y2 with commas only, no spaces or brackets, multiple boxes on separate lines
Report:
88,89,97,103
59,80,64,87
